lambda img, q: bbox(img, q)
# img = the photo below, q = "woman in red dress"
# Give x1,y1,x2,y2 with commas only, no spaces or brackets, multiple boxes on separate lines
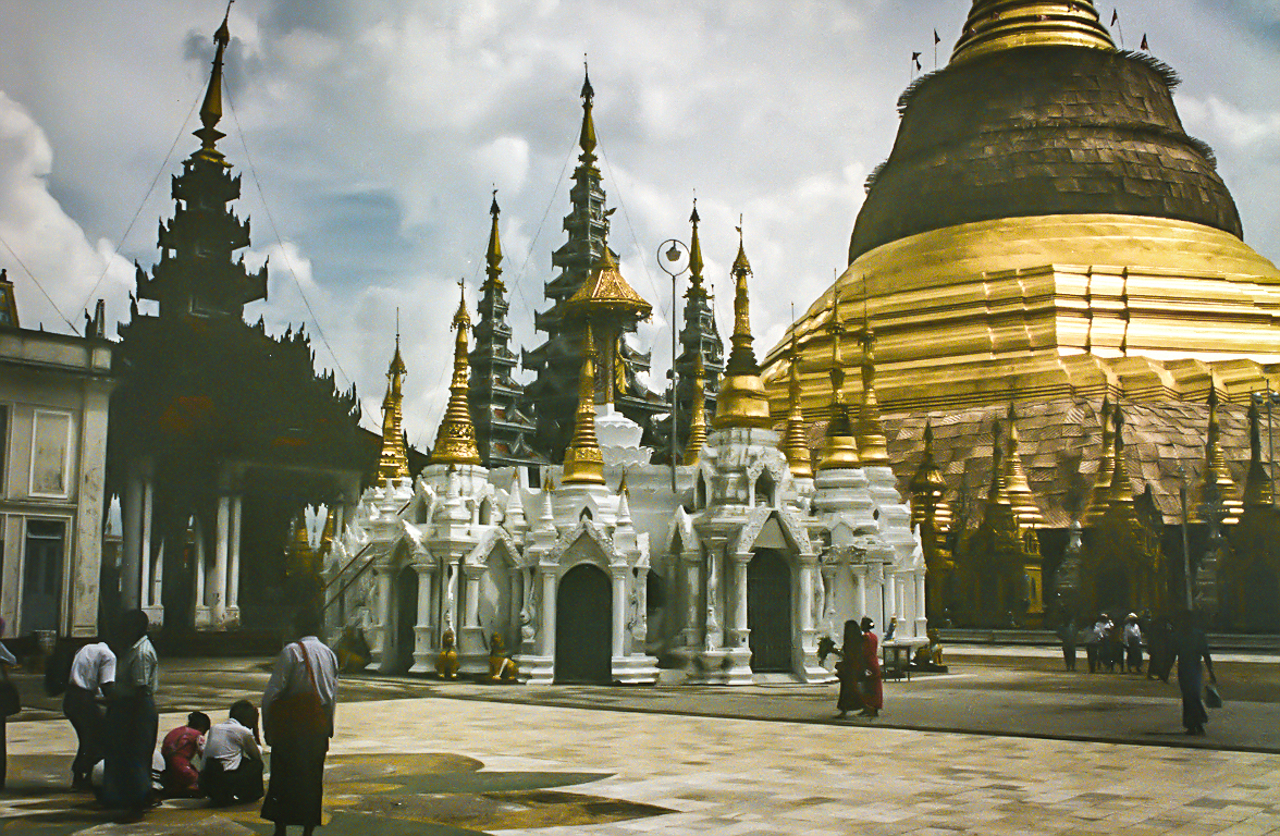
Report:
858,617,883,717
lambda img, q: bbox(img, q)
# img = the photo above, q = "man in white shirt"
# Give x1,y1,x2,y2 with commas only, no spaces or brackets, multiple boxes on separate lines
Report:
64,641,116,789
261,609,339,836
201,700,264,806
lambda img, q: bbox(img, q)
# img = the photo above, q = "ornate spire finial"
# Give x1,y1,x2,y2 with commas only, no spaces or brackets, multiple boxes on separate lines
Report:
910,418,953,538
818,291,860,470
683,353,709,465
563,323,605,484
578,61,597,158
688,197,704,288
377,322,410,481
1003,402,1045,527
781,323,813,478
1202,385,1243,523
854,309,888,466
712,220,772,430
195,3,234,159
430,282,481,466
951,0,1116,65
484,190,504,291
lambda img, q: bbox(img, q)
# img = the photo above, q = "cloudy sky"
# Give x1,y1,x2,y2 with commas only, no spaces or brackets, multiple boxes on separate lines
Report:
1,0,1278,448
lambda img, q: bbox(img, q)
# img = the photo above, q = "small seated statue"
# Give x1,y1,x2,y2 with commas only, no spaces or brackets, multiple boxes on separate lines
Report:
911,628,948,673
436,628,460,680
488,633,519,682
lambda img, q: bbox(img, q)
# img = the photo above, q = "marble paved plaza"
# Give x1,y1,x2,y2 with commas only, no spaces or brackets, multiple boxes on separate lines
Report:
4,691,1280,835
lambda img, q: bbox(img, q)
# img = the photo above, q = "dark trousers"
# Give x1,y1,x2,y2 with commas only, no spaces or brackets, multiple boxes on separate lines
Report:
100,692,158,811
1085,642,1099,673
63,686,105,781
1,716,7,790
1062,644,1077,671
262,734,329,827
202,757,264,806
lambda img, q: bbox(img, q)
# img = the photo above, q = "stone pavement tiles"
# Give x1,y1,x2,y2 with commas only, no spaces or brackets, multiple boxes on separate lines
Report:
3,698,1280,835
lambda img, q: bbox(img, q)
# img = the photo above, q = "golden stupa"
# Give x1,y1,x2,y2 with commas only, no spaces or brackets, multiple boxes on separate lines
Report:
763,0,1280,419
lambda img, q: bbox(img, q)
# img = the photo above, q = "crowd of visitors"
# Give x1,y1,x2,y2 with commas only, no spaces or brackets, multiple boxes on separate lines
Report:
15,608,341,831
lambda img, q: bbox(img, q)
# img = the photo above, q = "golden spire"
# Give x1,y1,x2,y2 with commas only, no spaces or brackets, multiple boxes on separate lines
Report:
683,354,709,465
688,199,705,291
1002,403,1045,528
579,63,598,161
713,222,772,430
195,3,233,162
910,420,952,534
987,418,1009,505
287,511,315,578
563,324,605,484
854,318,889,466
818,292,860,470
1244,399,1274,508
484,190,504,292
951,0,1116,66
781,328,813,478
430,282,482,466
377,317,410,480
1203,387,1243,523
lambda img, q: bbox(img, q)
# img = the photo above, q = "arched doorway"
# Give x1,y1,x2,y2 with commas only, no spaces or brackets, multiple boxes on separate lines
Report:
555,563,612,683
747,550,792,673
395,566,418,674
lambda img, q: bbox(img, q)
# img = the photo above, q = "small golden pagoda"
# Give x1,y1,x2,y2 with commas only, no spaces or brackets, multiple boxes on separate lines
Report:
1001,404,1045,529
817,294,859,470
564,249,653,405
562,324,606,485
712,228,772,430
780,330,813,478
854,322,889,466
682,354,709,466
376,326,410,480
430,284,482,467
1201,387,1244,525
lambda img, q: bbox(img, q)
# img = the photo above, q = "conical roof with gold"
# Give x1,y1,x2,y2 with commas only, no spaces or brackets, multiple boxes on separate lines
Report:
763,0,1280,420
430,285,482,467
564,249,652,319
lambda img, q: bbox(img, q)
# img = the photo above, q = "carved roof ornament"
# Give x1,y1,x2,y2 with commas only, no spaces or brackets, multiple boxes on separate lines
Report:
1244,399,1274,509
430,282,482,466
910,419,952,533
713,222,773,430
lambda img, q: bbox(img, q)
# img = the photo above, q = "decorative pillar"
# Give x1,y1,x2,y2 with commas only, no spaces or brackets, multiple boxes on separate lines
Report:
121,472,143,610
612,569,627,658
443,563,459,632
149,540,165,627
704,547,722,649
464,564,482,628
728,553,750,650
193,518,209,629
682,552,702,649
798,562,815,635
227,493,243,623
374,566,395,671
410,564,435,673
139,479,154,608
854,564,868,617
539,565,557,658
210,494,230,627
508,568,523,646
915,570,928,635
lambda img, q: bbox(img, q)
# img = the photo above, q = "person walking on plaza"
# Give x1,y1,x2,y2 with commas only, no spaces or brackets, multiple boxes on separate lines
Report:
857,617,883,718
65,640,116,789
1147,615,1174,683
834,619,865,719
202,701,264,806
0,619,18,791
100,610,159,820
1085,613,1110,673
1170,611,1216,736
1123,613,1144,674
1057,614,1077,672
261,609,338,836
161,711,210,797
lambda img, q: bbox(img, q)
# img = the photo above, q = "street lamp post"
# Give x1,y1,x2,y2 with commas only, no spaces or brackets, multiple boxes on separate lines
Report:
658,239,690,491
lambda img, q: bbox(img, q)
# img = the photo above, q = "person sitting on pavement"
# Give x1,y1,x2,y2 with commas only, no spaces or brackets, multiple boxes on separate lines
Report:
201,700,264,806
1123,613,1144,674
161,712,210,797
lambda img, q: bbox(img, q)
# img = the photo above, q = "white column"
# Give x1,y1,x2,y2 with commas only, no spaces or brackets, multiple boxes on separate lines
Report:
733,555,749,638
228,494,243,615
612,570,627,658
139,480,153,608
411,565,434,673
374,567,395,672
683,554,701,648
444,563,461,631
151,540,165,625
193,519,208,629
799,563,814,634
539,566,557,658
508,569,522,643
854,565,868,617
210,495,229,626
464,567,481,628
121,474,143,610
915,570,928,635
